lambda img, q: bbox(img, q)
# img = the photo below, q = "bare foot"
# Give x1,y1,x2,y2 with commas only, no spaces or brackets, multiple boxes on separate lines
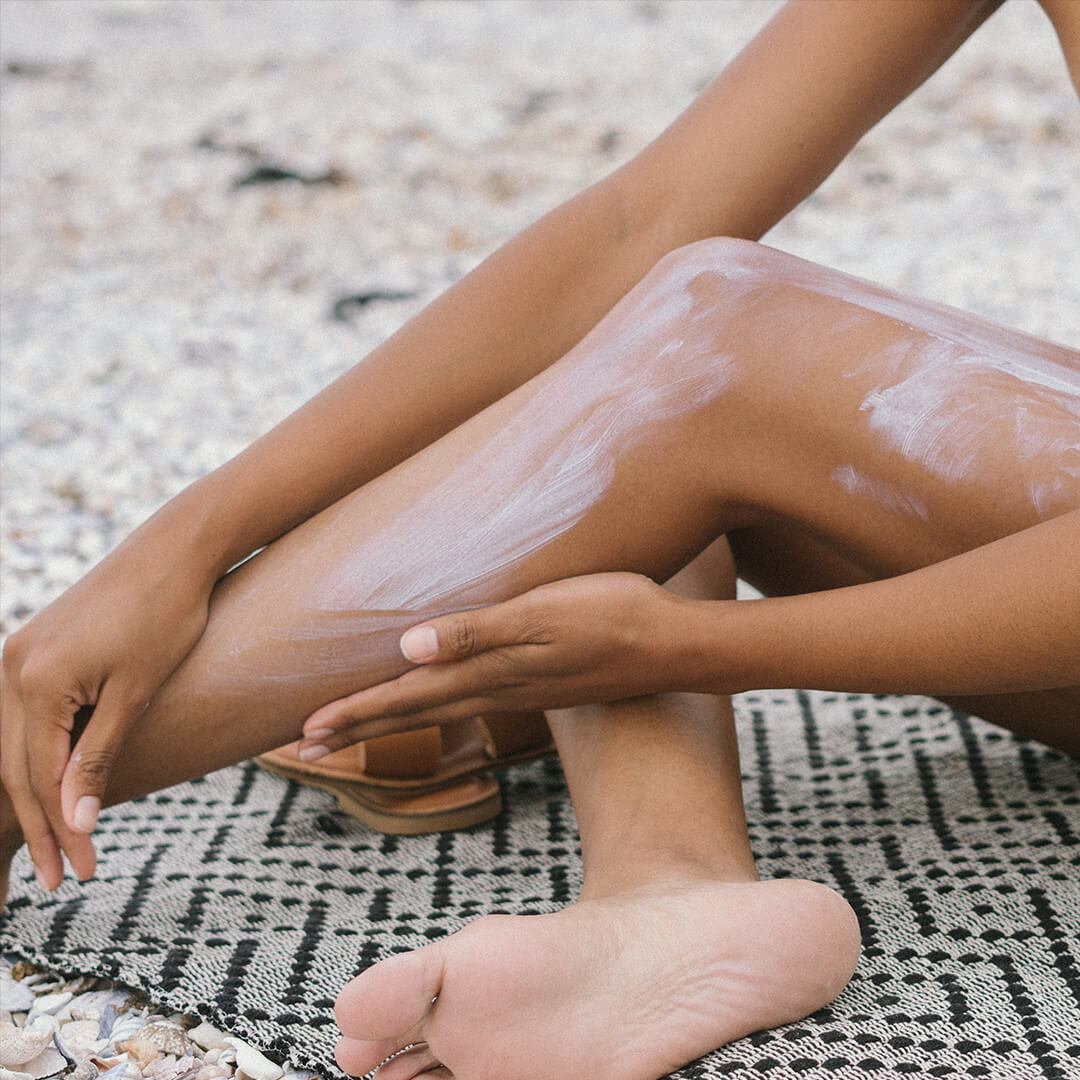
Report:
334,876,861,1080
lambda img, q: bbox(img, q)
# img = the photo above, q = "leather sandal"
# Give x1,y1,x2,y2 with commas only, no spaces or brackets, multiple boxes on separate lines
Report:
255,712,555,835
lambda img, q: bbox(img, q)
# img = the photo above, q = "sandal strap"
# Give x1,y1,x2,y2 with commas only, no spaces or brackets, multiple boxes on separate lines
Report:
359,727,443,779
478,712,552,758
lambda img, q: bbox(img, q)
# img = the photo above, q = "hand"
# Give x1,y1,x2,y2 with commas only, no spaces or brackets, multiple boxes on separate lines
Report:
299,572,703,755
1,541,214,890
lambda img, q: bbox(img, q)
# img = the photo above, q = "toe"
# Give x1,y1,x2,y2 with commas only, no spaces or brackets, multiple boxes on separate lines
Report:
336,1036,407,1078
337,945,446,1040
374,1043,445,1080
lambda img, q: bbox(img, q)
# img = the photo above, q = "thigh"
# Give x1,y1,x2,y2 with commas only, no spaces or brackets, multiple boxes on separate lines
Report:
700,242,1079,578
700,241,1080,750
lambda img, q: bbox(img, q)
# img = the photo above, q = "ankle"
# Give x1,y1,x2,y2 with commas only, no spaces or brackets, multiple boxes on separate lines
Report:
580,847,757,901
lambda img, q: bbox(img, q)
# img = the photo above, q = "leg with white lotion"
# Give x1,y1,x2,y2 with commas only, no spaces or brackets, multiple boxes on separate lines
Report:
9,237,1078,800
2,238,1078,1079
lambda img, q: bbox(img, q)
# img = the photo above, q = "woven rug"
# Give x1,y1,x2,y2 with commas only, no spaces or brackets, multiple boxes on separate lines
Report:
2,690,1078,1080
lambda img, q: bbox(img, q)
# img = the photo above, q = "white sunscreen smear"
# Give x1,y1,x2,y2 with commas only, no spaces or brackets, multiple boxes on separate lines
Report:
308,249,743,618
221,244,746,684
716,241,1079,517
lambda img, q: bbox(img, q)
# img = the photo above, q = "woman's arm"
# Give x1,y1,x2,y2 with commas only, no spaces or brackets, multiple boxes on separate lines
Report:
699,510,1080,698
173,0,1009,580
2,0,1008,882
296,512,1079,750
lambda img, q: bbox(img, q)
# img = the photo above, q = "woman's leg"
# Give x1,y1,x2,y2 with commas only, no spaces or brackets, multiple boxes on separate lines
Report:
335,541,859,1080
2,237,1077,1077
5,238,1076,813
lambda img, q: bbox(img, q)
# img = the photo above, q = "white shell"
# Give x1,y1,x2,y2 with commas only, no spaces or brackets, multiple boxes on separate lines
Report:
224,1038,283,1080
0,974,35,1014
185,1024,229,1052
25,995,72,1025
55,1019,107,1062
0,1020,54,1068
9,1046,66,1079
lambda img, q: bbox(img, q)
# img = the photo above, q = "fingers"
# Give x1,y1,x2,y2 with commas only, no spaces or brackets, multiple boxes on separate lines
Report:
60,680,147,836
2,656,75,890
299,600,547,755
400,597,543,665
21,683,100,883
301,661,517,756
4,637,144,887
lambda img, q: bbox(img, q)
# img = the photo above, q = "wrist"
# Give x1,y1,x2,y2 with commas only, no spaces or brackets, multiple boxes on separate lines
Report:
668,595,781,697
124,472,256,588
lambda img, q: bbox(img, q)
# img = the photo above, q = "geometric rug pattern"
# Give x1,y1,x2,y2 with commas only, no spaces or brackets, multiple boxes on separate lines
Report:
2,690,1078,1080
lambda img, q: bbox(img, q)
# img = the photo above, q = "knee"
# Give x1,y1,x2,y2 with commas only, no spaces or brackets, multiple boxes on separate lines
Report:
615,236,795,387
646,235,788,297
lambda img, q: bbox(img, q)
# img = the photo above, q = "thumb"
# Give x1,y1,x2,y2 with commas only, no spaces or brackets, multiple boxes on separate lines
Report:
400,607,502,664
60,680,147,835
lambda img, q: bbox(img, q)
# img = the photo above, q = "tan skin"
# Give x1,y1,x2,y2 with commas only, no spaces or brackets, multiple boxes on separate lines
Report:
2,3,1078,1078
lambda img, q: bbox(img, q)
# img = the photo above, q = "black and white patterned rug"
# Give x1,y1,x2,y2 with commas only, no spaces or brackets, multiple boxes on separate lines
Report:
2,690,1078,1080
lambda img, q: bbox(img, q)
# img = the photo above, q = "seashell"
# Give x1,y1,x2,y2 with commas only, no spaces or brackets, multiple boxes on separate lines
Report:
10,1045,66,1079
135,1022,194,1058
224,1039,283,1080
194,1068,232,1080
55,1019,107,1063
0,973,36,1014
72,1063,101,1080
185,1023,230,1052
0,1019,54,1067
118,1038,158,1071
107,1011,147,1046
144,1055,200,1080
25,994,72,1025
96,1066,131,1080
69,990,114,1023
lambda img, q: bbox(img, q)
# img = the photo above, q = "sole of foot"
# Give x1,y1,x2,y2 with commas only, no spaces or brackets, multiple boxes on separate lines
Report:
335,875,861,1080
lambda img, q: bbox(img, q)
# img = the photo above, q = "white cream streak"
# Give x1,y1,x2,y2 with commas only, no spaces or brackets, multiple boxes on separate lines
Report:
831,464,930,522
220,247,744,682
707,240,1078,515
308,259,740,616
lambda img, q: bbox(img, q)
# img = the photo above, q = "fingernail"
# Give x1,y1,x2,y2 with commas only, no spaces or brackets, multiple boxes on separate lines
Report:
34,865,53,893
73,795,100,833
298,744,331,763
401,626,438,662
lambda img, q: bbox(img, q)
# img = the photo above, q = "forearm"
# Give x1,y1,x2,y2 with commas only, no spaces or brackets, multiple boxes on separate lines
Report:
690,512,1080,697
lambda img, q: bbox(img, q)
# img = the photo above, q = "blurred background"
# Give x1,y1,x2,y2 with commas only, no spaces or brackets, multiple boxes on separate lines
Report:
2,0,1078,635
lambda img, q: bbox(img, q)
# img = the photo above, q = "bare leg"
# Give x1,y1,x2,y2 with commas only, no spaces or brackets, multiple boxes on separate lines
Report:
4,238,1076,814
335,541,859,1080
2,238,1077,1078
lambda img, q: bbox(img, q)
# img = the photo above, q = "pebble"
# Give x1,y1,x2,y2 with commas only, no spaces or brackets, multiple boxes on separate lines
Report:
0,960,313,1080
